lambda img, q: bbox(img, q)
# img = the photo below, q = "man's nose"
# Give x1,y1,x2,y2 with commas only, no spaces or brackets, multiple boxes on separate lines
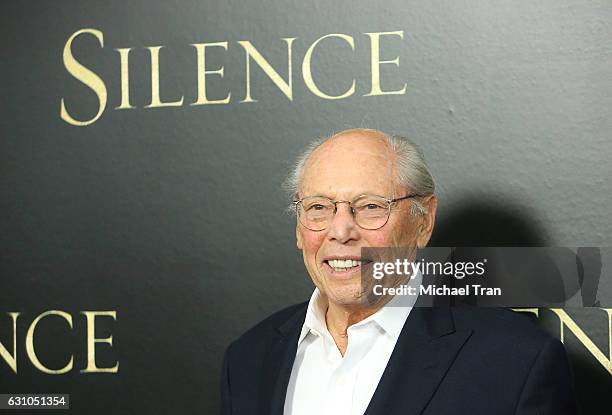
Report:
327,202,358,243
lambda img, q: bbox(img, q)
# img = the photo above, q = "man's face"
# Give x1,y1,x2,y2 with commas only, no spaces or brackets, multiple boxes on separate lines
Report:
295,132,437,307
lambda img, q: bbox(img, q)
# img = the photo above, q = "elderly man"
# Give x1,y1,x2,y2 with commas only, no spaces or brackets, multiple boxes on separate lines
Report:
221,129,577,415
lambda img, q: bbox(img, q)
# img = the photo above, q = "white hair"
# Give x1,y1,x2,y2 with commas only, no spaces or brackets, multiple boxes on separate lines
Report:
283,129,435,216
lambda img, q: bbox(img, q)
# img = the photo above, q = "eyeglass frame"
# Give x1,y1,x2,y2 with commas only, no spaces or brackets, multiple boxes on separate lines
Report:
292,193,421,231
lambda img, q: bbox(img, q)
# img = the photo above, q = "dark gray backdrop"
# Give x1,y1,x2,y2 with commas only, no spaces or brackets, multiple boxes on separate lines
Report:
1,1,610,413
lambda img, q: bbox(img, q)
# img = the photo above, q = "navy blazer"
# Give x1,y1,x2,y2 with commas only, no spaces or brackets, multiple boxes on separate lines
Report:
221,303,578,415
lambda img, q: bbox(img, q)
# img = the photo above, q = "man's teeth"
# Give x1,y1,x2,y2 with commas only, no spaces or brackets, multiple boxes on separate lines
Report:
328,259,361,271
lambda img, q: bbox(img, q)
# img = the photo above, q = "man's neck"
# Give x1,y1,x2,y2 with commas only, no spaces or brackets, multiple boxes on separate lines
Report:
323,298,390,356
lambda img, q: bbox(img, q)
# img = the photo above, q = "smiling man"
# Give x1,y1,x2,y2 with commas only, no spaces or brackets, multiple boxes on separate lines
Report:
220,129,577,415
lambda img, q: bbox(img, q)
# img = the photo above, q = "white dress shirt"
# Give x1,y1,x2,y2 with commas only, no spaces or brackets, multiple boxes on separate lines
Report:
283,283,418,415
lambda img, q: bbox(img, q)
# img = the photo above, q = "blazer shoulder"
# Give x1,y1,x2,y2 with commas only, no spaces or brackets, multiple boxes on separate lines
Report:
231,301,308,348
451,306,553,348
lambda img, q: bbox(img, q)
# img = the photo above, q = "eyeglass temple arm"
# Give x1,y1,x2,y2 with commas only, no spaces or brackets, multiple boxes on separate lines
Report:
389,194,420,203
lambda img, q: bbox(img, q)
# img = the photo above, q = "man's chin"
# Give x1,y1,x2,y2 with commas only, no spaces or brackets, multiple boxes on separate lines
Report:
324,285,366,307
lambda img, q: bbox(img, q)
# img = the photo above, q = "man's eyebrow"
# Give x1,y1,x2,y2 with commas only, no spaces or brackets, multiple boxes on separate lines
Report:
299,191,391,200
298,193,333,199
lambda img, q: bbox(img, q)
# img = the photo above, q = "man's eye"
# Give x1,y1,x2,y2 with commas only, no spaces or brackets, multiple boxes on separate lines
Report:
309,204,326,211
366,204,383,210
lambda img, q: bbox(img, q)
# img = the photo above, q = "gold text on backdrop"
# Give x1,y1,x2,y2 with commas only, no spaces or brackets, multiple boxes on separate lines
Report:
0,311,119,374
60,28,408,126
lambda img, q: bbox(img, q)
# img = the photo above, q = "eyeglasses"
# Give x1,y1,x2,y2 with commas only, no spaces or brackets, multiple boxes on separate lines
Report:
293,194,419,231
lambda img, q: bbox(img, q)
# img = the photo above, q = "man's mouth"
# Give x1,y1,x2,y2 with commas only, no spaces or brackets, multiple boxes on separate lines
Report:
322,257,373,275
325,259,362,272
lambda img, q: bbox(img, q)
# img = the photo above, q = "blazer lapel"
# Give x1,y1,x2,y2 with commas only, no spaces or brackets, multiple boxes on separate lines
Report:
364,307,473,415
257,304,307,415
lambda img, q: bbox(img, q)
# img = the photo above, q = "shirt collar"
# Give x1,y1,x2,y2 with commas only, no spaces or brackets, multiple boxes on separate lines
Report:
298,288,328,345
298,272,420,345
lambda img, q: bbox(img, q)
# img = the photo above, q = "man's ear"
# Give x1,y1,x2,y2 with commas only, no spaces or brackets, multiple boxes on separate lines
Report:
296,225,303,250
416,195,438,248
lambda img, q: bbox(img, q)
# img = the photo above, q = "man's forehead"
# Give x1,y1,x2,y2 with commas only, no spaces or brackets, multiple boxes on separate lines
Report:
308,132,394,166
300,133,400,195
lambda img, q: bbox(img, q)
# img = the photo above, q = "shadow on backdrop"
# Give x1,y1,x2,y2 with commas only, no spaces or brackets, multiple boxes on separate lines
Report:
430,200,548,247
429,198,608,414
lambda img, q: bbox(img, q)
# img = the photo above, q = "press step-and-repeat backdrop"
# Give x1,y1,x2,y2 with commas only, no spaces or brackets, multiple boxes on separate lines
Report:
1,1,610,413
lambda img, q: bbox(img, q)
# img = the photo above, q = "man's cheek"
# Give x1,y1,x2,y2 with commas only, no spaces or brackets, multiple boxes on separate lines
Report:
302,233,325,252
366,230,395,246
